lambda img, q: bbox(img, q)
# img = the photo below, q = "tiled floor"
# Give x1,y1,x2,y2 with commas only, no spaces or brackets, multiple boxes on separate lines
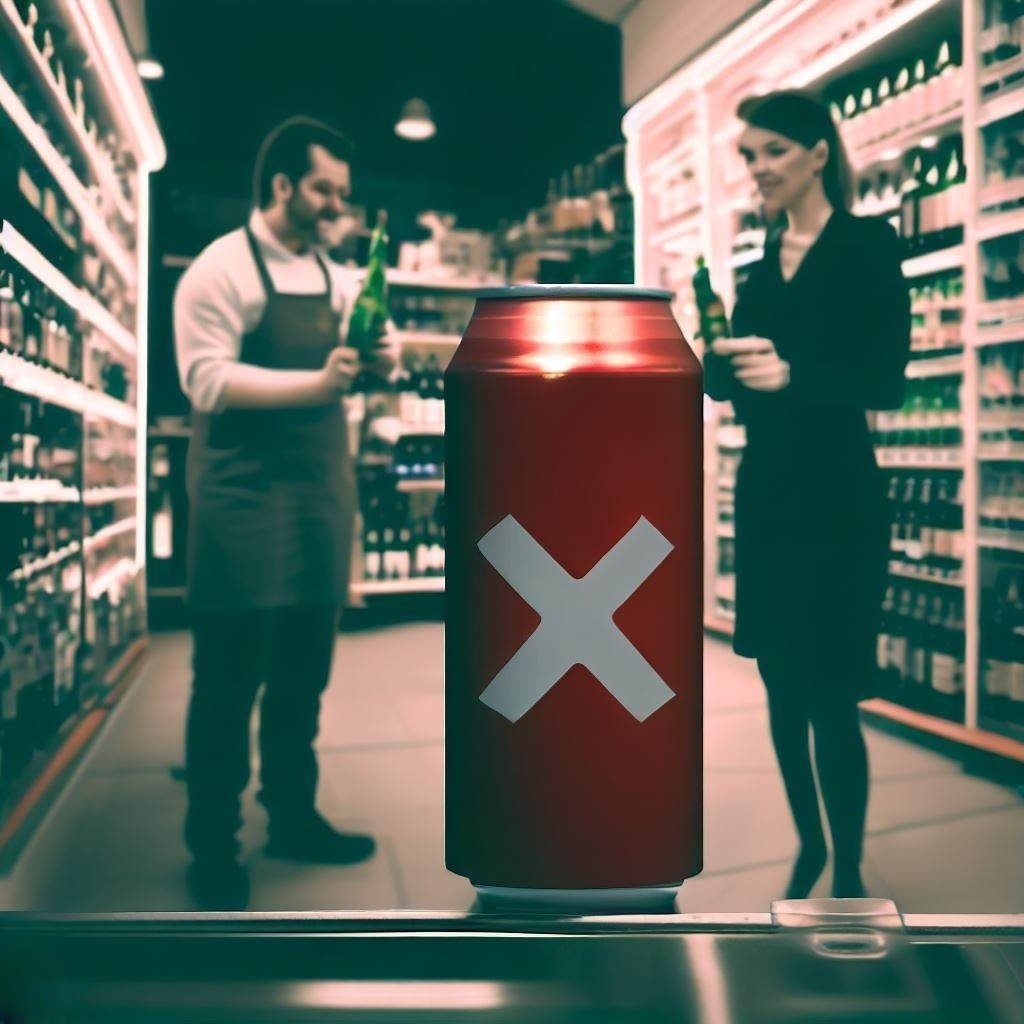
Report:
1,626,1021,915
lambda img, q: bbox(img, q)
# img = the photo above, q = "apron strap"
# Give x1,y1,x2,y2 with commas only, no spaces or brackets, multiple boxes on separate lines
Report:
312,251,336,309
244,225,277,300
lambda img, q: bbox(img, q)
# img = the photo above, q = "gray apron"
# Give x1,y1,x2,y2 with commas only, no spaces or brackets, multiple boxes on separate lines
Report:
185,227,356,610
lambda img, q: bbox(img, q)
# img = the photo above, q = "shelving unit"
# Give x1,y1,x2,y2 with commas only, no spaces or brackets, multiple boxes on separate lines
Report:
625,0,1024,761
0,2,164,800
348,276,478,605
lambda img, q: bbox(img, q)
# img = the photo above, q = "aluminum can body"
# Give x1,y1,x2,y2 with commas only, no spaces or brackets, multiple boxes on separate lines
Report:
445,286,703,892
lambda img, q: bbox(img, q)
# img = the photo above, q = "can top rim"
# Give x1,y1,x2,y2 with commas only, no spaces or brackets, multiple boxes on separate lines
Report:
474,285,675,301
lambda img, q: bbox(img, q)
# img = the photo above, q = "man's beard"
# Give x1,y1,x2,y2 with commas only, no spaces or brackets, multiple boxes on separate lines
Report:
286,194,338,243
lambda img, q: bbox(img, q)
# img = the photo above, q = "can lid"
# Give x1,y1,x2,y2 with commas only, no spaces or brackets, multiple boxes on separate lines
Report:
474,285,674,301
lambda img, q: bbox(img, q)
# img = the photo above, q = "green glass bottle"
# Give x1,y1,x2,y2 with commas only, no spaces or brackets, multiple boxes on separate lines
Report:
692,256,730,342
347,209,390,358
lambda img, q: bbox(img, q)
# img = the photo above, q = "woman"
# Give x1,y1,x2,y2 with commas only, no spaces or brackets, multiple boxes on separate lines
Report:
704,91,911,899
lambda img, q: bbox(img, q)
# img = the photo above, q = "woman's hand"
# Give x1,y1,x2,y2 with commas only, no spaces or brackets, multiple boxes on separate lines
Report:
712,336,790,392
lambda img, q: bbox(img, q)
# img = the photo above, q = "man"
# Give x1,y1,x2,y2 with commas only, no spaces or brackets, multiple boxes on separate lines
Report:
174,116,398,911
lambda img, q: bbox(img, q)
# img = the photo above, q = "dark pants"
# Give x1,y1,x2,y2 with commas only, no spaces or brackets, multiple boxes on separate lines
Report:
757,655,870,881
183,603,340,862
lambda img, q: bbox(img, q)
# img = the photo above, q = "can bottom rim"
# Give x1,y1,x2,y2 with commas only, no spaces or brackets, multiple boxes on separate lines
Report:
473,884,682,914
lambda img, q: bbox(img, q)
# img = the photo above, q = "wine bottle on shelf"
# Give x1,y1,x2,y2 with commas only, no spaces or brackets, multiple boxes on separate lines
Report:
899,150,922,252
0,267,22,353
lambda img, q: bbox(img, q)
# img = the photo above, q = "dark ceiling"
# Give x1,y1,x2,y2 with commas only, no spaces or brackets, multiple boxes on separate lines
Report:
145,0,624,253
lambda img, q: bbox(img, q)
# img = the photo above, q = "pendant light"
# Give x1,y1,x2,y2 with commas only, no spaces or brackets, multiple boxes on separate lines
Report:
396,98,436,141
136,56,165,80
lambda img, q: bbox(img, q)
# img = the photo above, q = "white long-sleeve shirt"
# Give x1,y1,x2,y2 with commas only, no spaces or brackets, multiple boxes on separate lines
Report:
174,209,365,414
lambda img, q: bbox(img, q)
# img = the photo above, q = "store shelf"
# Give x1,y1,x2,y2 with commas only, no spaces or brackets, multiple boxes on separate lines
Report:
651,212,702,248
728,247,763,270
977,207,1024,242
979,529,1024,554
0,480,80,503
0,351,136,427
905,354,964,378
399,423,445,436
888,565,964,587
387,271,504,292
902,246,965,278
853,199,901,219
911,297,964,316
876,447,963,468
395,479,445,492
981,51,1024,89
394,331,461,349
0,223,137,356
351,577,445,596
83,516,136,555
978,442,1024,461
161,254,194,269
974,297,1024,349
7,542,81,584
979,178,1024,212
83,486,136,506
979,85,1024,128
0,351,84,415
86,557,138,600
0,70,136,287
87,390,136,428
861,698,1024,763
0,0,135,227
847,105,963,173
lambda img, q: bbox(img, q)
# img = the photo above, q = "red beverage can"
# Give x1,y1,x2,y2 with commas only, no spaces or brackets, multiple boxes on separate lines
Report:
445,285,703,912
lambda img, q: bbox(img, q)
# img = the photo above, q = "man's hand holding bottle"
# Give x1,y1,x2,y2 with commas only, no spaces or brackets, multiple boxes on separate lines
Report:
711,336,791,392
319,345,362,397
359,322,401,380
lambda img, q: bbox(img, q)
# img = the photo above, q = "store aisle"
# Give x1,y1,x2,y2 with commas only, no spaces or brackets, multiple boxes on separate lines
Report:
1,627,1021,914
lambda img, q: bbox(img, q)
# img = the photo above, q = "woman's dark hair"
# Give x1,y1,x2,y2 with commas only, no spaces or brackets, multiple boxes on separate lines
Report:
737,91,853,212
253,116,355,209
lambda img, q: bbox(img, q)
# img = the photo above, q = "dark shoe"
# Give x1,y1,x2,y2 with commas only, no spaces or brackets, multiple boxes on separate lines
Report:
266,814,377,865
186,858,250,911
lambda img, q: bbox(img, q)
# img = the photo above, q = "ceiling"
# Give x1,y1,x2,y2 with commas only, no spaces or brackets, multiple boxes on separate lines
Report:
142,0,625,253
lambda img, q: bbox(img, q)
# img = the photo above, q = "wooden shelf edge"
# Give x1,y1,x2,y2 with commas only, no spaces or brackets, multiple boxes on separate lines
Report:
102,635,149,693
860,698,1024,763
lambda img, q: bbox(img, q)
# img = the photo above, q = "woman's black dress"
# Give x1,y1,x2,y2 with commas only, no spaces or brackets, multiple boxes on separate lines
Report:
704,211,911,702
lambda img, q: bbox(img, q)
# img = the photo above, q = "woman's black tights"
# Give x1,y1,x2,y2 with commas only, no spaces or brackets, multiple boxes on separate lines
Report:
758,658,870,899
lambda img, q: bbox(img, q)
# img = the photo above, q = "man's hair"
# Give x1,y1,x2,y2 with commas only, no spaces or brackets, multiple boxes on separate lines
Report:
253,116,354,208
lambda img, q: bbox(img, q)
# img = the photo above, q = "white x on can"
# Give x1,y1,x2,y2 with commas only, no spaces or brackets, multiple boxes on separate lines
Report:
477,515,676,723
